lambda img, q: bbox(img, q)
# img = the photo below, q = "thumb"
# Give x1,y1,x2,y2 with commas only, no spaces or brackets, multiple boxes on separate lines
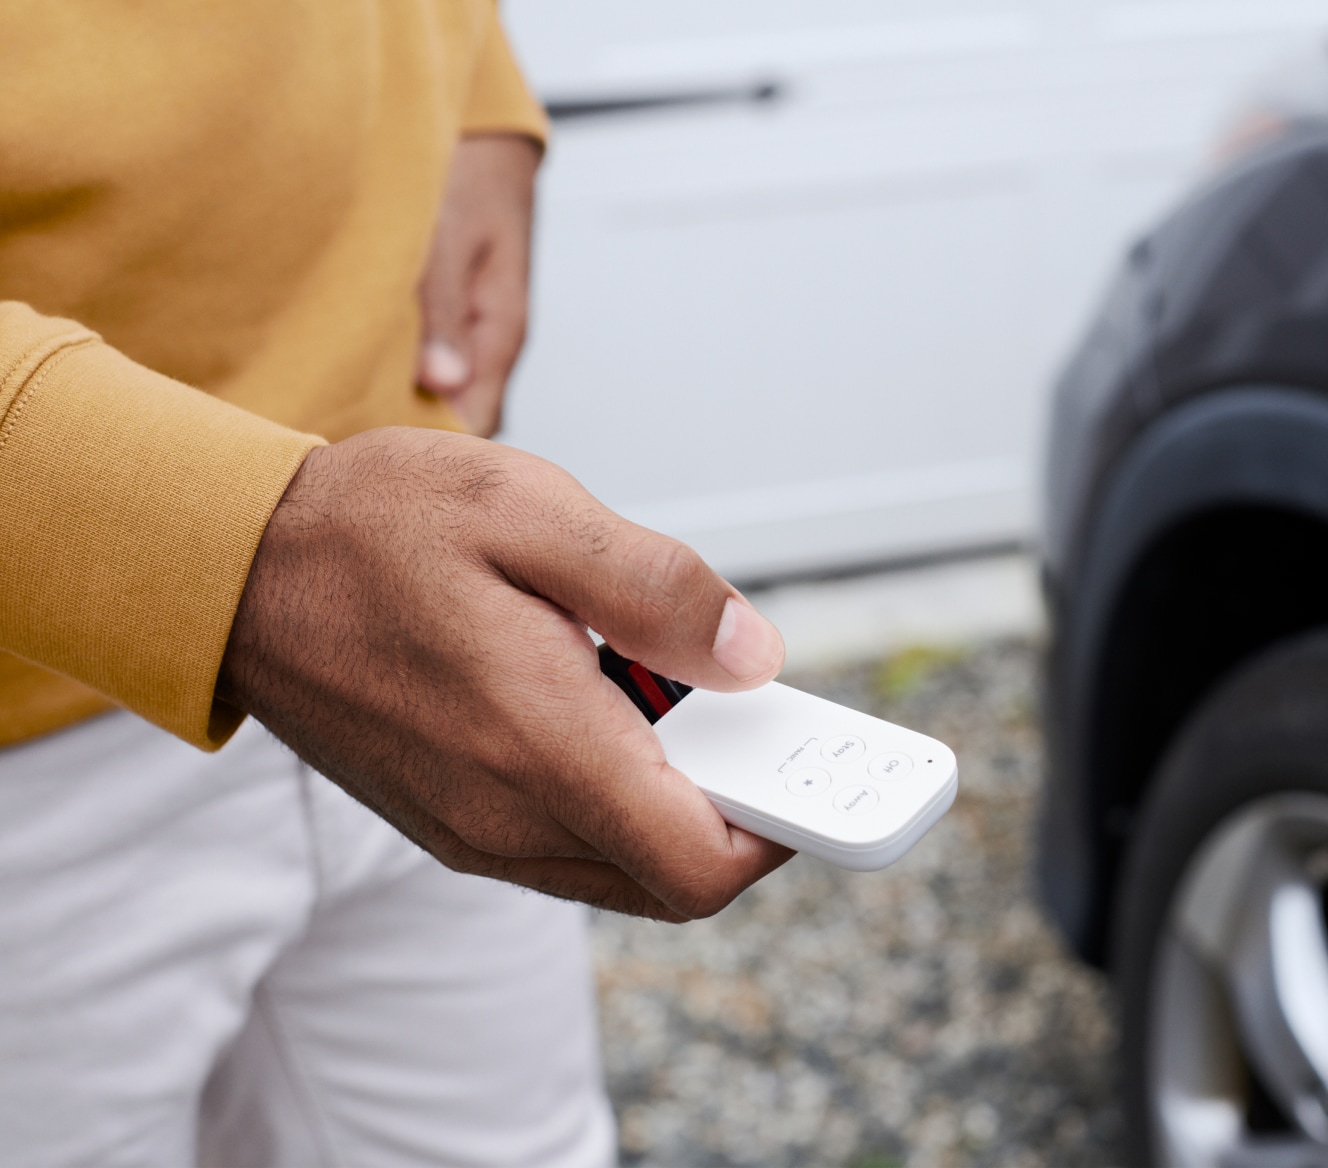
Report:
498,473,785,691
599,546,784,691
420,338,471,394
418,241,473,396
593,550,785,692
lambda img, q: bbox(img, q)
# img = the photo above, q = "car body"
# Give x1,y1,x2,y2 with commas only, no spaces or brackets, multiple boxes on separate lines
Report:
1041,120,1328,967
1040,51,1328,1165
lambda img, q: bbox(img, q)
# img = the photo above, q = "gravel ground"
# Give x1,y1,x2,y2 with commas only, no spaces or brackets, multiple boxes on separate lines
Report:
591,639,1124,1168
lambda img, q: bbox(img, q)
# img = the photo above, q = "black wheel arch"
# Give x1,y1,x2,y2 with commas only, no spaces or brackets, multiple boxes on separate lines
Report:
1040,384,1328,966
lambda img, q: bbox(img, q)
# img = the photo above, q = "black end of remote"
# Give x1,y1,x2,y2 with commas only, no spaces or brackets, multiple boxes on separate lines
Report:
597,644,692,725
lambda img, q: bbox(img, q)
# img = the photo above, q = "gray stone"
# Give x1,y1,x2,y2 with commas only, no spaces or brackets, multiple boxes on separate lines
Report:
592,639,1121,1168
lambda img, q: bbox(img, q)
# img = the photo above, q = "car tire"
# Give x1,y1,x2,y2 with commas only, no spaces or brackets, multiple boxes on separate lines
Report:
1113,629,1328,1168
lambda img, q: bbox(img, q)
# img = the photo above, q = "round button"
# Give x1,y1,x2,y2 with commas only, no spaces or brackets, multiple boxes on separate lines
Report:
833,785,880,815
786,768,831,797
821,735,866,763
868,752,913,781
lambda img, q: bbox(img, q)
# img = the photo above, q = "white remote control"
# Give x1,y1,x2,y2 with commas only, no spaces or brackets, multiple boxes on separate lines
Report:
600,647,958,871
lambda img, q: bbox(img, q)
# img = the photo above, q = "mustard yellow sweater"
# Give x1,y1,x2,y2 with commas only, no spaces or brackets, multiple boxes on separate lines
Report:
0,1,546,750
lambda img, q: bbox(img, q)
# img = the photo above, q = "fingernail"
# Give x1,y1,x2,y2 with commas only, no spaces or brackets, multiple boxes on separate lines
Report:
423,340,469,389
712,597,785,683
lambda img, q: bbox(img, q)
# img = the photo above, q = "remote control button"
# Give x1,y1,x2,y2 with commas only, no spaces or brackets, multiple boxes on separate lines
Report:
786,768,831,797
868,752,913,781
833,785,879,815
821,735,866,763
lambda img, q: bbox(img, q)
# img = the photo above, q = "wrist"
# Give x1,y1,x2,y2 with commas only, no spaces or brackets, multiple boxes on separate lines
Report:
216,442,338,712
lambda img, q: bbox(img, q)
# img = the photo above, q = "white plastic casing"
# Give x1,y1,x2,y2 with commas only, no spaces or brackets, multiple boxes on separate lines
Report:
653,682,958,871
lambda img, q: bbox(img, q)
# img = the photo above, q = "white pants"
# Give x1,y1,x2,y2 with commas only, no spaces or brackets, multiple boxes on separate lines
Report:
0,712,616,1168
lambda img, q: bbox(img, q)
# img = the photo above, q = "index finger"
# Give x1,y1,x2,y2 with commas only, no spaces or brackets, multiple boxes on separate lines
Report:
549,668,794,919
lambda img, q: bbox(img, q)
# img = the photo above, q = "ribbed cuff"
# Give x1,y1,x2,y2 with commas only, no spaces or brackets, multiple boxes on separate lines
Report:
0,304,323,749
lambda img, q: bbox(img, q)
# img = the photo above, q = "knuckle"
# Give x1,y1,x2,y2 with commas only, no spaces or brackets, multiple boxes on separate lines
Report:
640,537,706,597
446,807,512,856
618,537,712,658
673,885,733,921
637,537,705,608
667,863,739,920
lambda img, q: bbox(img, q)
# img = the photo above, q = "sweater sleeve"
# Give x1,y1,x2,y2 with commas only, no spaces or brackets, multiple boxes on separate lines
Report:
460,5,548,145
0,302,323,750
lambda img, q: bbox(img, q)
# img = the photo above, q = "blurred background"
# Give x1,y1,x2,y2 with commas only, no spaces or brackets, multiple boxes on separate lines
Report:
498,4,1328,1166
505,0,1314,587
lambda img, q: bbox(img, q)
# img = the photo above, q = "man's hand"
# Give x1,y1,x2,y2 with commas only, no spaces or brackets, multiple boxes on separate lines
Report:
218,429,791,921
417,134,540,437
